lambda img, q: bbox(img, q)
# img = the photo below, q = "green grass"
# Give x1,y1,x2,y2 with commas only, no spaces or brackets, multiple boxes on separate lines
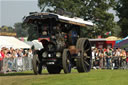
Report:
0,69,128,85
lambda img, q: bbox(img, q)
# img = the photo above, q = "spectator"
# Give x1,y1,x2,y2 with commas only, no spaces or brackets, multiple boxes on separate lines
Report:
103,48,107,68
28,49,33,59
92,48,96,69
106,48,112,69
120,49,126,69
99,49,104,69
112,48,120,69
95,49,100,69
0,48,5,71
28,49,33,70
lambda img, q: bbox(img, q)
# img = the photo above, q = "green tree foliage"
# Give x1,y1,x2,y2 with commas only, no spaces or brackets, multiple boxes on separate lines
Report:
0,26,14,32
22,23,39,41
115,0,128,37
112,23,121,37
38,0,115,38
8,26,15,32
0,26,9,31
26,24,38,41
14,22,28,37
15,22,38,41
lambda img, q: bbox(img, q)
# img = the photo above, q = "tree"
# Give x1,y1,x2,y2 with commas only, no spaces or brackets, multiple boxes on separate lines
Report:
14,22,28,37
22,23,39,41
112,23,121,37
8,26,15,32
0,25,14,32
1,25,8,31
115,0,128,37
38,0,116,38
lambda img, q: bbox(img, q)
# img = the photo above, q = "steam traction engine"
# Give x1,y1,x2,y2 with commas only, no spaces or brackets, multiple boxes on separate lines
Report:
23,12,93,74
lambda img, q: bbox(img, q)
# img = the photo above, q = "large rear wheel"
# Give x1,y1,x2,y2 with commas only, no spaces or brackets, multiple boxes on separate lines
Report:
76,38,92,72
62,49,72,74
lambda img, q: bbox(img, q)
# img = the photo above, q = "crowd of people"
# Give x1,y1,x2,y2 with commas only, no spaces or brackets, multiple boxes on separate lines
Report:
92,47,128,69
1,46,128,72
0,47,33,72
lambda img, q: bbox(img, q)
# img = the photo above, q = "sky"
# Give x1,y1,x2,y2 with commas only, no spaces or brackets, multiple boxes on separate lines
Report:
0,0,40,27
0,0,119,27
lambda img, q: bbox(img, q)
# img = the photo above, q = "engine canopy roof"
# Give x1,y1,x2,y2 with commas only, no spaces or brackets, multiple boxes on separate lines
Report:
23,12,94,27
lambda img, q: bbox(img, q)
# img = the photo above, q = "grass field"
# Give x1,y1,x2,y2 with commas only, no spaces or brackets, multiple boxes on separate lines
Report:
0,69,128,85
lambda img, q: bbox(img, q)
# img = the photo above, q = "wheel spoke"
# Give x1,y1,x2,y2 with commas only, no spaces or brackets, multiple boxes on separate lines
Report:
83,56,90,66
84,61,90,66
84,48,90,53
86,56,90,59
84,41,88,49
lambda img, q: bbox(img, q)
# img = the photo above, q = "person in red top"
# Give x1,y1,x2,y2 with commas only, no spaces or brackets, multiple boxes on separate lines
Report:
0,49,5,71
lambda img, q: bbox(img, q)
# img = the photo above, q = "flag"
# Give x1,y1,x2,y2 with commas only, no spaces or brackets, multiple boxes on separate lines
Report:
104,31,111,36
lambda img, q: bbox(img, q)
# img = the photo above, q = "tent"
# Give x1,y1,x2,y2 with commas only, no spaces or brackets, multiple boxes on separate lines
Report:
106,36,121,41
114,39,128,49
0,36,30,49
114,36,128,49
24,41,34,47
115,36,128,44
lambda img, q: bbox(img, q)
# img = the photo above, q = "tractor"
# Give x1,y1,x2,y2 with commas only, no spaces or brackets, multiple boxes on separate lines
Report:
23,12,93,74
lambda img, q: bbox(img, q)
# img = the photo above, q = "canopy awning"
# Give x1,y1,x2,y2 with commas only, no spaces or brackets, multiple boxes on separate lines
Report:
106,36,121,41
114,39,128,49
0,36,30,49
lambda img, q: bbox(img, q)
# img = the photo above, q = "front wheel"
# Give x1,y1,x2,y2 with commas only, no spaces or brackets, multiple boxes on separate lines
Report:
62,49,72,74
47,65,61,74
32,53,42,75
